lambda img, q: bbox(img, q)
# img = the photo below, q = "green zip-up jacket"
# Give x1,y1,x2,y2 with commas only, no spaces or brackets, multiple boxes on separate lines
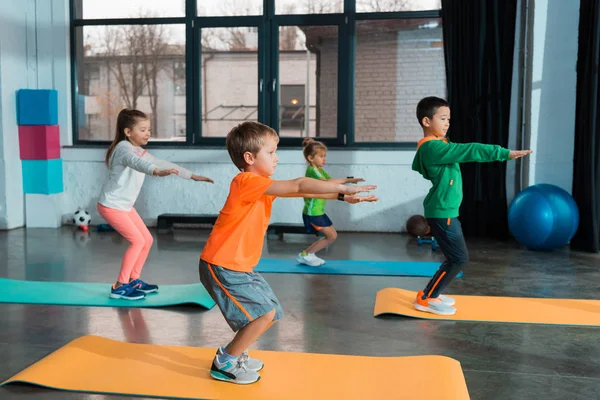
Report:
412,137,511,218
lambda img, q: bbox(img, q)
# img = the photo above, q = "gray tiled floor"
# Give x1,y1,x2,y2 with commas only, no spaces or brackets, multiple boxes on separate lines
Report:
1,227,599,399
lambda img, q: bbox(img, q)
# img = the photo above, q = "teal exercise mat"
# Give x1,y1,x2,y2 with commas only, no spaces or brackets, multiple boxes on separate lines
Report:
0,278,215,309
255,259,462,278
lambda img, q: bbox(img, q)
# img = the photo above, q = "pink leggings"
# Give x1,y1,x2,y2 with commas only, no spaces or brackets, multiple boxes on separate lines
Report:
97,204,154,284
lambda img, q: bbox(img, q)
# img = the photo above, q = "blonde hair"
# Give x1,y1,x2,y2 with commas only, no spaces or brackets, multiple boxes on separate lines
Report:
226,121,279,171
302,138,327,163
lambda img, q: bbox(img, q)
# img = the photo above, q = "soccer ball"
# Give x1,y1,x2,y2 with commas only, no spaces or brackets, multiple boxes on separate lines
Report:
73,209,91,231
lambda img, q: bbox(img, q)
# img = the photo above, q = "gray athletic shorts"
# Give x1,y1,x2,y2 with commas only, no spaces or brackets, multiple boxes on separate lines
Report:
199,259,284,332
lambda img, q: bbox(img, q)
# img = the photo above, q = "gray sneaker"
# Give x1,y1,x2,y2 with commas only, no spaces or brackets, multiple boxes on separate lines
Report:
217,347,264,372
414,296,456,316
210,354,260,385
437,294,456,306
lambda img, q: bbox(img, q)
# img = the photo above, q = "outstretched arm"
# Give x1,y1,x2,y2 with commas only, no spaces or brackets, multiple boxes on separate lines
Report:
115,145,157,175
278,192,379,203
427,141,512,165
327,177,365,184
144,152,215,182
143,152,193,179
264,177,376,197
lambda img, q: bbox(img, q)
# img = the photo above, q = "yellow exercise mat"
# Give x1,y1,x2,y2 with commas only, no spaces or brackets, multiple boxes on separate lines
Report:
374,288,600,326
1,335,470,400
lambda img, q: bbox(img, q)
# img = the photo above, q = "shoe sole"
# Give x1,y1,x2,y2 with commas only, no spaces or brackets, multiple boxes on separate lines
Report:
109,293,146,300
138,288,158,294
413,303,456,316
296,258,321,267
210,372,261,385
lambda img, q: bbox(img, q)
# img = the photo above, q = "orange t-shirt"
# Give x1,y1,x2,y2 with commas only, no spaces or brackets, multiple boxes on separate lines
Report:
200,172,275,272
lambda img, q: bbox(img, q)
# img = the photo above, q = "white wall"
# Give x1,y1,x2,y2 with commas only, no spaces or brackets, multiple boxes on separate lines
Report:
0,0,71,229
62,147,431,231
525,0,579,193
0,0,33,229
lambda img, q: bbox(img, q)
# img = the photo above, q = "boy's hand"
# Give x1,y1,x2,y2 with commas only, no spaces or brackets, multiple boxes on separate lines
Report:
344,194,378,204
192,175,215,183
346,177,365,184
509,150,533,159
154,168,179,177
340,184,377,195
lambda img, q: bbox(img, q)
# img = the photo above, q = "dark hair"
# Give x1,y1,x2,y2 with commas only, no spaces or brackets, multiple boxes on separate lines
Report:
226,121,279,171
416,96,449,127
105,109,148,166
302,138,327,162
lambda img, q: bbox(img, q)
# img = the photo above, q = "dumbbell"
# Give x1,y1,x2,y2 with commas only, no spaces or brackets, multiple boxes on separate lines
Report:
417,236,439,251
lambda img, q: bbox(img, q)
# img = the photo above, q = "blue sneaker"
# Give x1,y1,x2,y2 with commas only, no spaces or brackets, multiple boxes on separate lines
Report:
130,279,158,294
110,283,146,300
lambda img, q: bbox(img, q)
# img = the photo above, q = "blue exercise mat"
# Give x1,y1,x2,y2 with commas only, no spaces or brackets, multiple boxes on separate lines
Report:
255,259,461,278
0,278,215,309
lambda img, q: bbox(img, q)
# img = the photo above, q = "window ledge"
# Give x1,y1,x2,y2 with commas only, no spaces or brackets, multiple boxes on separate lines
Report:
61,146,417,165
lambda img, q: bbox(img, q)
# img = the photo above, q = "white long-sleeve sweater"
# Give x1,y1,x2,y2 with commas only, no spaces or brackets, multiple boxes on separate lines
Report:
98,140,193,211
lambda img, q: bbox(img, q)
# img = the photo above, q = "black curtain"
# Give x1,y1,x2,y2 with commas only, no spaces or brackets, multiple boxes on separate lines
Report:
571,0,600,253
441,0,518,239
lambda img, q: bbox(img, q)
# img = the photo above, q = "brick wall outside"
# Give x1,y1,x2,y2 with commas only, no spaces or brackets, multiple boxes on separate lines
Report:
81,26,445,144
315,25,446,143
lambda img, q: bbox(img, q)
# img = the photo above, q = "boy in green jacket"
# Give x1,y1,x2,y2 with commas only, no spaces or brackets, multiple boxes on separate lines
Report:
412,96,532,315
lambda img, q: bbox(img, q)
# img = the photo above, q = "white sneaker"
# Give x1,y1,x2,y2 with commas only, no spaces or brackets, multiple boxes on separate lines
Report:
414,297,456,316
210,354,260,385
297,253,322,267
310,253,326,265
437,294,455,306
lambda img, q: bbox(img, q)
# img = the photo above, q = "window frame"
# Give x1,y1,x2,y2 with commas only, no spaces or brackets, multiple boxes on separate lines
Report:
69,0,442,148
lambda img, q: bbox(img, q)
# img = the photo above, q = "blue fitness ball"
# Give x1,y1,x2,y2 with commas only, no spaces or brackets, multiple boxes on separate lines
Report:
508,184,579,250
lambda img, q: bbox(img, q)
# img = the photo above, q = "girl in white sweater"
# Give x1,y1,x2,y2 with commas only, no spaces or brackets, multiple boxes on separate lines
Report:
98,109,213,300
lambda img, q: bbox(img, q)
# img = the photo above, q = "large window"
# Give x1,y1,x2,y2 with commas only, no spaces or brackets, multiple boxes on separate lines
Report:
71,0,443,147
200,27,259,138
354,17,445,142
74,24,186,142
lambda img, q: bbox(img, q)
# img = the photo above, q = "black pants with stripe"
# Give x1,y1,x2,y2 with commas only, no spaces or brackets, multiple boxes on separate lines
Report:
421,217,469,299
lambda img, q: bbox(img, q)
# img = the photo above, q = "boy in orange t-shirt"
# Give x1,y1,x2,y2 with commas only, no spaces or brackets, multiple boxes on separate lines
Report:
199,122,378,385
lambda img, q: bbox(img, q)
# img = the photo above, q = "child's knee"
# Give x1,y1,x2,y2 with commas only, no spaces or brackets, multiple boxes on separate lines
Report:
326,229,337,241
144,234,154,247
127,234,146,248
454,254,468,266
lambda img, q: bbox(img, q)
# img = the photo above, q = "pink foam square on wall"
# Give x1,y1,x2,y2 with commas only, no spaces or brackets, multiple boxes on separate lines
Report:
18,125,60,160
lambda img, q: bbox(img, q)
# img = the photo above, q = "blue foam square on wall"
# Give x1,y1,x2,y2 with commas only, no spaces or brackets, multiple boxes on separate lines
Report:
22,159,63,194
17,89,59,126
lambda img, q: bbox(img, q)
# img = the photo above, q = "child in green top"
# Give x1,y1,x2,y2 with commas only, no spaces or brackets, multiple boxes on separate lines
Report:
412,96,532,316
297,138,365,266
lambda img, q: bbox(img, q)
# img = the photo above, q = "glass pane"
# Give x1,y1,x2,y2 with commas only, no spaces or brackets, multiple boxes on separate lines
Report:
276,0,342,14
74,0,184,19
354,18,446,142
74,25,187,142
201,27,259,137
198,0,263,16
356,0,441,13
278,26,338,138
